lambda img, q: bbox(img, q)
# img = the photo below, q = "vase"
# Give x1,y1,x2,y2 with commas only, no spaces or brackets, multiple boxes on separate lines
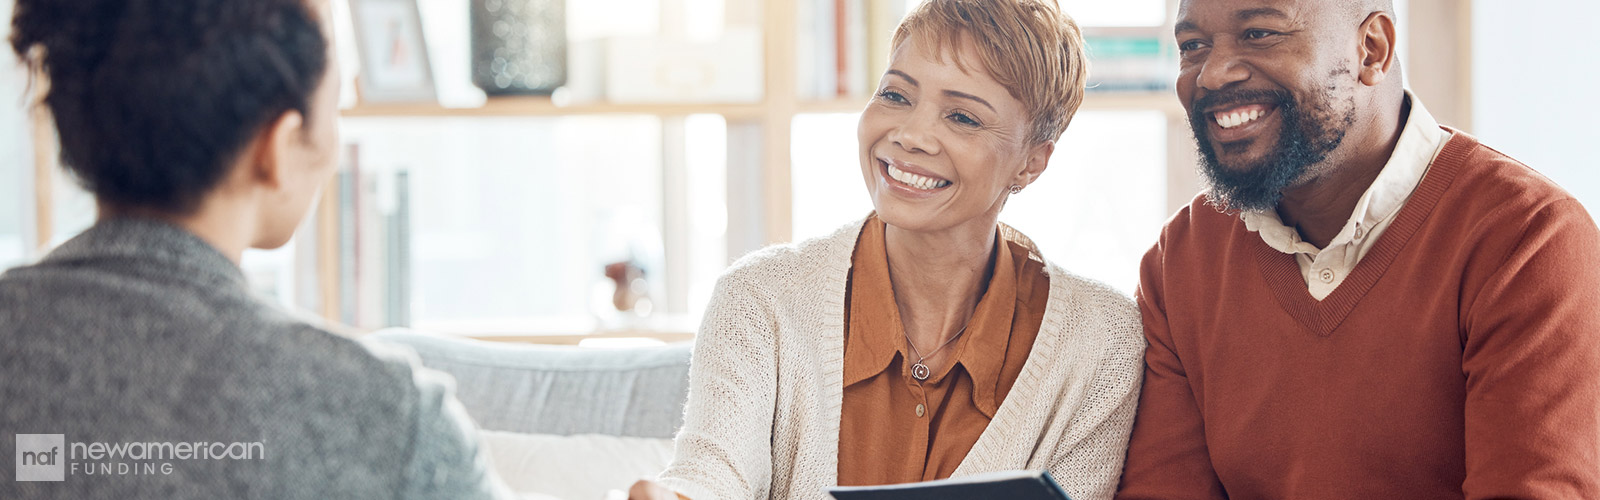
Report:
470,0,567,95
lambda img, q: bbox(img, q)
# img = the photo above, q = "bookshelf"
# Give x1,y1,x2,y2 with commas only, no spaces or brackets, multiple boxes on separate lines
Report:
328,0,1191,341
20,0,1479,343
793,91,1184,115
337,0,1193,241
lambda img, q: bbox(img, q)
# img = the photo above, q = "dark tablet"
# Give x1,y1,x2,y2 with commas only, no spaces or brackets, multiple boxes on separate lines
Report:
828,469,1073,500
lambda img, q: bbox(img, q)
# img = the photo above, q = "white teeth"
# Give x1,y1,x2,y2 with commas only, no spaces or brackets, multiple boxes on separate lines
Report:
1215,108,1265,129
886,163,951,190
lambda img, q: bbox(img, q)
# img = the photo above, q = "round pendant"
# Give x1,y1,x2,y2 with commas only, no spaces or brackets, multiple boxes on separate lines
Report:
911,362,931,381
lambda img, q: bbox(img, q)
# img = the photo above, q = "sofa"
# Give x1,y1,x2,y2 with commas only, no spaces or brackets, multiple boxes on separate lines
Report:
369,329,694,500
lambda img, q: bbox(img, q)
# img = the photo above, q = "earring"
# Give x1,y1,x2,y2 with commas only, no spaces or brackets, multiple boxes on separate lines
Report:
1009,185,1023,194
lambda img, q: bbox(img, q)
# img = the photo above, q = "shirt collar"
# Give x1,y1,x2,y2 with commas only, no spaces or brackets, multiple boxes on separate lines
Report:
842,215,1019,418
1241,90,1450,255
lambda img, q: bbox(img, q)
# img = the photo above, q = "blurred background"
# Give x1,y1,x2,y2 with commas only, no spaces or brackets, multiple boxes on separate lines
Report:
1,0,1595,344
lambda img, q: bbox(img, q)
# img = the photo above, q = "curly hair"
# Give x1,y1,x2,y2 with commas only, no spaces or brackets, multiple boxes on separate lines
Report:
10,0,329,213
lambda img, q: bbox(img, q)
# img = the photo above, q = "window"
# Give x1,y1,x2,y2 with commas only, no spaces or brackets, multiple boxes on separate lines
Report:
1470,0,1599,207
1001,111,1167,295
791,113,874,241
340,116,668,330
0,2,29,269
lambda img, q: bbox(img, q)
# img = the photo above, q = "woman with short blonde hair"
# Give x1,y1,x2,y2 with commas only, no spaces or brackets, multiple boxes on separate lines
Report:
632,1,1143,499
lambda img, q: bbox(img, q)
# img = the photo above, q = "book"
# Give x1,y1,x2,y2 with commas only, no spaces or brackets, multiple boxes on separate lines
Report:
828,469,1073,500
814,0,837,99
315,143,414,330
796,0,819,100
834,0,849,97
336,158,358,326
385,171,412,327
864,0,905,94
842,0,868,97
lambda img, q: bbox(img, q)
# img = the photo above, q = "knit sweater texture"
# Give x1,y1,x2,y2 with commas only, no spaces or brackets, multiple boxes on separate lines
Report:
1118,130,1600,499
658,218,1146,500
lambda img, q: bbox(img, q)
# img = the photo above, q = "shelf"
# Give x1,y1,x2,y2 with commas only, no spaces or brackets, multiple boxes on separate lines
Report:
795,90,1183,116
340,91,1180,119
795,98,872,114
341,96,767,119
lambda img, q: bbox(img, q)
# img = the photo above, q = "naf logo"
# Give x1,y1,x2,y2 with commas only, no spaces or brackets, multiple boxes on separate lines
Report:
15,434,65,482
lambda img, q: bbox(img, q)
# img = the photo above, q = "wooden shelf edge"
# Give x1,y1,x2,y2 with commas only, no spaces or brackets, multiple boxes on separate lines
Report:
341,91,1181,119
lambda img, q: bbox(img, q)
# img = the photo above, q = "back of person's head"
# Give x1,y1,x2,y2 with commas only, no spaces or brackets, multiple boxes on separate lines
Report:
10,0,339,248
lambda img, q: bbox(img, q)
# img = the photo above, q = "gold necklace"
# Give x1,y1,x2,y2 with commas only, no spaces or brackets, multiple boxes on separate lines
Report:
904,325,968,381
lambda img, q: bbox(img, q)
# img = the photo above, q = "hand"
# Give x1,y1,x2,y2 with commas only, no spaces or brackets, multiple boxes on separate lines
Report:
627,479,686,500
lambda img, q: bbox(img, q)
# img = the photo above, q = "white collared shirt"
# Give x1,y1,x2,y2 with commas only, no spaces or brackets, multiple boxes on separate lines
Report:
1241,91,1451,300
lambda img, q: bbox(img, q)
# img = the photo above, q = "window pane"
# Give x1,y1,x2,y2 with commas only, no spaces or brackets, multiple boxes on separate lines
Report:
340,116,664,330
791,113,873,241
1001,111,1167,295
241,244,300,309
0,16,28,269
684,114,728,317
49,170,94,248
1470,0,1600,207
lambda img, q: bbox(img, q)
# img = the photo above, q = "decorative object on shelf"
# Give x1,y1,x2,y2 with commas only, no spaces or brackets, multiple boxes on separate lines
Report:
470,0,566,95
603,260,651,314
349,0,438,103
589,207,664,328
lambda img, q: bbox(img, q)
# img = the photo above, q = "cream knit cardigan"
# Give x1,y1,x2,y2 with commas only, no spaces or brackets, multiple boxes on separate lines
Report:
658,218,1145,500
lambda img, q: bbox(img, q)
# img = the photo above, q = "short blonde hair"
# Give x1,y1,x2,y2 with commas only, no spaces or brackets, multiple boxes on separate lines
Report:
891,0,1088,144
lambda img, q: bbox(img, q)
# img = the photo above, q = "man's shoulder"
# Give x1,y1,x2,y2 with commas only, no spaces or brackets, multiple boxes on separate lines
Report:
1146,193,1246,258
1445,132,1584,213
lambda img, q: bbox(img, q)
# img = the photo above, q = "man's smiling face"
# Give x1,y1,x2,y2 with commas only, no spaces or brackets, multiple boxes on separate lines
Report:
1175,0,1362,212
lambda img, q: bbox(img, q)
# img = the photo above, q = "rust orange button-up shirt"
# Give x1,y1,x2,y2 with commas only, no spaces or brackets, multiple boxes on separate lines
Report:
836,216,1049,486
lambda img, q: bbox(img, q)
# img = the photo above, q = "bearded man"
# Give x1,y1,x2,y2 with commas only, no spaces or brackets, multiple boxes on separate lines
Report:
1116,0,1600,498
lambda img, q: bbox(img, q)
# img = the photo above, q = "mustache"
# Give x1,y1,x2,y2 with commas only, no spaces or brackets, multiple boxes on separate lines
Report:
1190,89,1296,117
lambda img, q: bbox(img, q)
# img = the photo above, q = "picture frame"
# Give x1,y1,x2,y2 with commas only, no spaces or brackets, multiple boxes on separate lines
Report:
348,0,438,104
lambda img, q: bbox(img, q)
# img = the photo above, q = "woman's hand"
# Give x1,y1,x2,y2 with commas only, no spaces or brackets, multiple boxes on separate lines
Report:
627,479,687,500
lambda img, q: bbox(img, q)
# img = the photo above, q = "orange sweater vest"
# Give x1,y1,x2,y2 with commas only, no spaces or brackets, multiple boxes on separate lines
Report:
1119,130,1600,499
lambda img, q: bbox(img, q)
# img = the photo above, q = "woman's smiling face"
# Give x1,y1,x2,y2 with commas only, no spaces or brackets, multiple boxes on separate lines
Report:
858,35,1052,235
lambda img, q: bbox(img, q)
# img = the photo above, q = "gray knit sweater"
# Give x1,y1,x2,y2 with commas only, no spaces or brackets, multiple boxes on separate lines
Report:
0,218,512,499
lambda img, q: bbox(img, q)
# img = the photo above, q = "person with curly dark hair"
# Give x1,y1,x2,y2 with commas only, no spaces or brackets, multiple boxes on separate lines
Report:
0,0,514,498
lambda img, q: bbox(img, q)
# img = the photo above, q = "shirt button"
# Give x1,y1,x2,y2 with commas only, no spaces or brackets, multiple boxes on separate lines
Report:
915,404,926,417
1318,268,1336,283
1353,226,1366,240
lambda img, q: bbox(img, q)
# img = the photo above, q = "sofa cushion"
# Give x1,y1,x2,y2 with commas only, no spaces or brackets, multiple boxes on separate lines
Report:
368,329,692,439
